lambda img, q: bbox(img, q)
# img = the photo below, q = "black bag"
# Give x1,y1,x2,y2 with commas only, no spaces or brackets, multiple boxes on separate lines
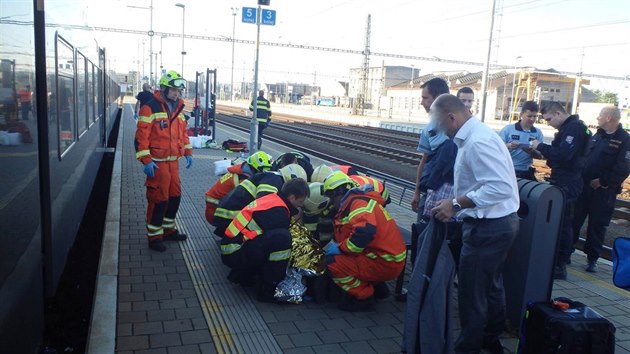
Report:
517,297,615,354
221,139,248,152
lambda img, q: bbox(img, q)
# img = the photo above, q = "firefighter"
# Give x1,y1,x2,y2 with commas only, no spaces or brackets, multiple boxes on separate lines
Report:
349,174,391,206
322,172,406,311
311,165,334,183
302,182,333,241
135,70,192,252
271,151,314,181
249,90,272,149
330,164,358,175
220,178,310,302
205,151,272,224
212,164,307,237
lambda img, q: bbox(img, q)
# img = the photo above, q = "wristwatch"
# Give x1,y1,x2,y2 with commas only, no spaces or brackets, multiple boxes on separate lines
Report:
452,198,462,212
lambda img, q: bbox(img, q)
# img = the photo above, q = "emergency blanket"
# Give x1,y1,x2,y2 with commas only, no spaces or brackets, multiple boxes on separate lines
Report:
274,224,325,303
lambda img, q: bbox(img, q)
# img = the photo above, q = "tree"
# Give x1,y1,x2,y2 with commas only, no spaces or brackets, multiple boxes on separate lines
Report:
593,89,619,105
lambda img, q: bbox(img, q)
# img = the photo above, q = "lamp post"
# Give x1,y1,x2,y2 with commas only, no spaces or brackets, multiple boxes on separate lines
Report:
128,0,154,85
408,65,414,122
509,55,522,121
159,35,166,76
230,7,238,101
175,3,186,78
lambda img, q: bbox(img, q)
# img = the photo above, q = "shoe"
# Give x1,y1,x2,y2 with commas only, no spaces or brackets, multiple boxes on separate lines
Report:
164,230,187,241
553,264,567,280
586,261,598,273
149,239,166,252
374,282,391,300
481,337,505,354
257,283,279,303
338,294,375,312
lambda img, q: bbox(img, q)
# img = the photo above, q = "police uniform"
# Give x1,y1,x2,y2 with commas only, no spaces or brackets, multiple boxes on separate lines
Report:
573,124,630,263
536,115,591,267
499,121,544,180
249,95,272,149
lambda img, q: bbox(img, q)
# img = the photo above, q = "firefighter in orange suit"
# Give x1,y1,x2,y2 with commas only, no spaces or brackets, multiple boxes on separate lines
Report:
349,175,391,206
135,71,192,252
322,171,406,311
220,178,310,302
205,151,272,224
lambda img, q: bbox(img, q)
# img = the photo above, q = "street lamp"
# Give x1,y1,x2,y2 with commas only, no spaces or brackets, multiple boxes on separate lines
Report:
159,35,166,76
230,7,238,101
128,0,154,85
175,3,186,78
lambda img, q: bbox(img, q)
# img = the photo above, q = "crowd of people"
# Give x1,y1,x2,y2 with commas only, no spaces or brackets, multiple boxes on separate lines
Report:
134,70,629,354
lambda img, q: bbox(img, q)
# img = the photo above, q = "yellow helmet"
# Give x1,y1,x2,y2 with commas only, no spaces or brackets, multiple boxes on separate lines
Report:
311,165,334,184
278,163,307,182
303,182,330,216
159,70,187,89
247,151,272,172
322,171,357,195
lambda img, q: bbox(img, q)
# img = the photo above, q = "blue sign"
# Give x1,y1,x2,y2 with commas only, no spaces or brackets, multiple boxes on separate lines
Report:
242,7,256,24
261,9,276,26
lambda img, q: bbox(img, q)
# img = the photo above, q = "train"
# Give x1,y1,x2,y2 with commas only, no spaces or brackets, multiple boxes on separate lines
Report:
0,1,120,352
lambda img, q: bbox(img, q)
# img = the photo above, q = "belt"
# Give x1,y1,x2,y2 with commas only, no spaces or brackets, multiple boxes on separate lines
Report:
462,212,516,224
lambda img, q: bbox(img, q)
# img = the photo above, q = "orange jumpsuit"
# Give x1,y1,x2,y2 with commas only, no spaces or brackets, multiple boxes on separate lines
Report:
135,92,192,241
327,190,406,300
349,175,391,206
205,163,253,224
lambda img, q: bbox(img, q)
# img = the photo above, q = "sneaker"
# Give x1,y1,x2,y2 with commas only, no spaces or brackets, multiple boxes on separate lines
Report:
374,282,391,300
586,261,598,273
148,239,166,252
481,337,505,354
338,294,375,312
164,230,187,241
553,264,567,280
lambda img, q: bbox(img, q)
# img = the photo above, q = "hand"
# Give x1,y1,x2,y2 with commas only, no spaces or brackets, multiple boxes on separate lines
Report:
590,178,602,190
185,156,193,169
324,242,340,256
411,191,420,212
506,142,519,150
143,162,159,177
431,199,455,223
530,139,540,149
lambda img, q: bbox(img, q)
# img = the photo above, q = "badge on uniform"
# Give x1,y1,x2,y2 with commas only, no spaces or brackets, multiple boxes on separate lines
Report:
565,136,574,144
160,120,168,129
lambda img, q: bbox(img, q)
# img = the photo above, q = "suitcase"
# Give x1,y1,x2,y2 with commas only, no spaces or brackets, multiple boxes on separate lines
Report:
517,298,615,354
613,237,630,291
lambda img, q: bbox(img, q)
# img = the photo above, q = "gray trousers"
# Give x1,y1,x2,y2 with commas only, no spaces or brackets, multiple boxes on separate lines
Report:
455,213,519,354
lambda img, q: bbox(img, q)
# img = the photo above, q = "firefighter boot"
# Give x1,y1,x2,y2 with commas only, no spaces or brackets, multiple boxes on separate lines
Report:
164,229,188,241
374,282,391,300
149,239,166,252
338,292,375,312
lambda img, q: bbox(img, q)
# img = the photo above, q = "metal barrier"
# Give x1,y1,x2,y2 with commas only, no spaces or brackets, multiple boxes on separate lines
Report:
503,179,564,330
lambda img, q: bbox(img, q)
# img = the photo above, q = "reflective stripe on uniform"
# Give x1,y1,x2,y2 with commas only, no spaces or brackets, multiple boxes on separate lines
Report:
345,239,364,253
136,149,150,159
366,250,407,262
233,174,240,187
240,180,257,198
382,206,393,221
138,116,153,124
341,278,362,291
214,207,239,220
221,243,242,255
147,223,163,237
339,199,377,225
256,184,278,195
184,144,192,149
152,156,180,162
163,217,175,229
333,275,354,284
268,249,291,261
206,196,220,205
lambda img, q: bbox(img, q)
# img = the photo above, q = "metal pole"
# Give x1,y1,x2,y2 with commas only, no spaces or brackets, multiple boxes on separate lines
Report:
479,0,497,122
181,7,185,78
231,8,238,101
211,69,217,141
572,49,584,114
408,65,413,122
509,56,522,121
249,6,262,156
194,71,199,136
149,0,154,86
159,35,165,74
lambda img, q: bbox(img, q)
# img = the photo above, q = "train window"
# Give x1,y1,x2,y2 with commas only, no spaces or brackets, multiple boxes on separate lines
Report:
55,35,76,158
88,62,95,124
77,51,87,137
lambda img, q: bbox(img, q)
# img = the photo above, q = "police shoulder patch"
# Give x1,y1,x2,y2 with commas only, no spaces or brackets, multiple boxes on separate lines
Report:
565,136,574,144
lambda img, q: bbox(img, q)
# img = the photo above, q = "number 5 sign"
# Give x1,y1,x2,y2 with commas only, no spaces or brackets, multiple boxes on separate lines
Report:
241,7,276,26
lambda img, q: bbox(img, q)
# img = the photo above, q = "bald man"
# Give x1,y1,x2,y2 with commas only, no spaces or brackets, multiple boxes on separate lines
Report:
573,106,630,273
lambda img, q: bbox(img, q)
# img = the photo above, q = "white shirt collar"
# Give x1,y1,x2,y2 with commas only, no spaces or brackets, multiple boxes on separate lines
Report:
453,116,478,147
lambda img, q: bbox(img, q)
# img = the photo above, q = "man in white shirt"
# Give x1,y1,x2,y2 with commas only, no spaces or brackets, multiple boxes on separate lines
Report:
431,94,520,354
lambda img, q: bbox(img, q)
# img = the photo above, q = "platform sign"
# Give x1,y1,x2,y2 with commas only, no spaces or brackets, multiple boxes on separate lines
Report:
242,7,256,24
261,9,276,26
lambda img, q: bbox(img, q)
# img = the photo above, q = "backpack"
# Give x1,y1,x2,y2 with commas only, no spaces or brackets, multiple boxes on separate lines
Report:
221,139,248,152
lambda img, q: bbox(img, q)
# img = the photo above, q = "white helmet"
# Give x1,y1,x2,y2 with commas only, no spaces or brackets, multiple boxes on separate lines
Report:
278,163,307,183
304,182,330,216
311,165,334,184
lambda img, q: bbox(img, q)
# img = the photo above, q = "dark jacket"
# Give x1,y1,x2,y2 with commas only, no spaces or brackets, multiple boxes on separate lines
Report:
249,96,272,121
537,115,591,195
424,139,457,191
583,124,630,194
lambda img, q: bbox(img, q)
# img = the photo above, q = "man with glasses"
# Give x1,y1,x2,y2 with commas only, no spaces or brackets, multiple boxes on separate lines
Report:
531,102,591,279
135,70,193,252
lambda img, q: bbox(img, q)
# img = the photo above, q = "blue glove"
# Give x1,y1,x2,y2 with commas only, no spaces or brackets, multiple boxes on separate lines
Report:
324,242,340,256
143,161,158,177
185,155,193,169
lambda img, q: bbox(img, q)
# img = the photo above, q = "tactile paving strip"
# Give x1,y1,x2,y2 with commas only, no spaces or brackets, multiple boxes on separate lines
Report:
176,191,281,353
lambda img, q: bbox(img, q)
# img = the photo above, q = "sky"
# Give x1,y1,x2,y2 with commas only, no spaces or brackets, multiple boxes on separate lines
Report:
60,0,630,94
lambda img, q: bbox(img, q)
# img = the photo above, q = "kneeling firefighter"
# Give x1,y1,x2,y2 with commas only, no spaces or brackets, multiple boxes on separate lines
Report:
220,178,310,302
323,171,406,311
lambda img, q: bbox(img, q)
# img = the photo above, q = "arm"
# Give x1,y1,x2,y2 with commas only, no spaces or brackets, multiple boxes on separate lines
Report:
535,125,583,162
135,100,140,114
424,140,457,190
134,105,153,165
267,100,272,117
599,137,630,188
338,201,378,254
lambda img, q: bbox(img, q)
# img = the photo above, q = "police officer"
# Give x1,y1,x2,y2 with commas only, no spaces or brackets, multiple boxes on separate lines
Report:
499,101,544,180
531,102,591,279
249,90,272,149
573,106,630,273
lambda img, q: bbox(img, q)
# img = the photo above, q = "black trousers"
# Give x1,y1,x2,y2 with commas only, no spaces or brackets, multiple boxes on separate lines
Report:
221,229,291,289
552,178,583,266
573,184,617,262
257,122,268,149
455,213,519,354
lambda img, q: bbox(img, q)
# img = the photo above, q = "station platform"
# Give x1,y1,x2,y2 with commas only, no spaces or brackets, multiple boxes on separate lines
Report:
90,100,630,354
